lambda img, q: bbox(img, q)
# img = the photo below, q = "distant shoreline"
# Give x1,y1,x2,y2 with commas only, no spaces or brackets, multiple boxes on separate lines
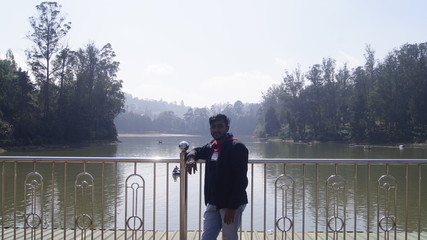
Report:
252,137,427,148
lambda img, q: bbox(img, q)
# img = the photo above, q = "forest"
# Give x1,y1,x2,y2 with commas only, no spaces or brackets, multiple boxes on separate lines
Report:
0,2,125,145
256,44,427,144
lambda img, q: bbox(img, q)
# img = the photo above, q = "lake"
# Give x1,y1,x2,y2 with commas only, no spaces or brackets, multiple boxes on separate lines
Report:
1,134,426,232
3,134,426,159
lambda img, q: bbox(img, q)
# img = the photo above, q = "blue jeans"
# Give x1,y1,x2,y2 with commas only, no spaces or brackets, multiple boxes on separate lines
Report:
201,204,246,240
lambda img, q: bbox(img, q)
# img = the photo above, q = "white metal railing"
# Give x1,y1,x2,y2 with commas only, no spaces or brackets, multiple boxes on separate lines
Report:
0,155,426,240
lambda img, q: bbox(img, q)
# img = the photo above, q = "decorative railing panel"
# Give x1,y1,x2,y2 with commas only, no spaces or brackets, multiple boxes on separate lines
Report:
74,163,95,239
274,173,295,238
0,157,425,240
24,165,44,239
124,164,145,239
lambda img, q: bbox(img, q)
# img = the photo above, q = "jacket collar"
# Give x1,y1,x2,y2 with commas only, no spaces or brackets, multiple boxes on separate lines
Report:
213,133,237,152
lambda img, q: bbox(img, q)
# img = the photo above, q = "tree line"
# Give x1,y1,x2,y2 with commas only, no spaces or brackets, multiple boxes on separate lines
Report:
256,43,427,144
0,2,124,146
114,98,260,136
123,93,189,119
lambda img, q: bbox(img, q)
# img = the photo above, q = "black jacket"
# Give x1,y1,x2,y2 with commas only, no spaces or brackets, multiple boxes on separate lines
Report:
187,133,248,209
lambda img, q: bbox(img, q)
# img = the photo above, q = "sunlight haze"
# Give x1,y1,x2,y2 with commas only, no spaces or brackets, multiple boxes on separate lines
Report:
1,0,427,107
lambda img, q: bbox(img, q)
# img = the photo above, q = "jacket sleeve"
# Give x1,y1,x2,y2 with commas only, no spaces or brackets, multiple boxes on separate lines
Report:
187,143,212,161
228,142,249,209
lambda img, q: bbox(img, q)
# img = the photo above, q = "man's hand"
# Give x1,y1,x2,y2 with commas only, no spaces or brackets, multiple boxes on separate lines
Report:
186,156,197,174
223,208,236,224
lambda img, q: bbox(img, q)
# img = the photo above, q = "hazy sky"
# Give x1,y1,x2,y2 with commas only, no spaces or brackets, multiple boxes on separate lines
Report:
1,1,427,107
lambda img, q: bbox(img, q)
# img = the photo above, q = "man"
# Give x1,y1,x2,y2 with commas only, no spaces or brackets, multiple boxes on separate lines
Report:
186,114,248,240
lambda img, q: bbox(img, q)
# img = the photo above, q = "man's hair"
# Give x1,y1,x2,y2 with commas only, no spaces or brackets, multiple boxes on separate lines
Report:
209,114,230,126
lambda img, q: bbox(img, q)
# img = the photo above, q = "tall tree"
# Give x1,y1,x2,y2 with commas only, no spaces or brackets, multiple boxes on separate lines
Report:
305,64,324,138
282,68,304,139
264,106,280,137
53,48,75,108
68,43,124,141
26,1,71,120
335,63,352,139
0,53,38,144
321,58,338,139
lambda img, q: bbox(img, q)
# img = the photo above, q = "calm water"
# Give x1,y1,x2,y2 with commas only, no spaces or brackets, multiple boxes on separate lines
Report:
1,134,427,232
4,134,427,159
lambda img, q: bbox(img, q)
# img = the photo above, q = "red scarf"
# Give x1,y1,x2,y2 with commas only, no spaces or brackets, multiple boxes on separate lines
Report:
213,136,237,152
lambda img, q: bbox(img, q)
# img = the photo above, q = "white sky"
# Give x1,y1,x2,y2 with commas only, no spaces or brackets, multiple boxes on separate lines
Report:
1,0,427,108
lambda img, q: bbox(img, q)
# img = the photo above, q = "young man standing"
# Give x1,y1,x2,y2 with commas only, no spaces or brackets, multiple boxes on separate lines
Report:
186,114,249,240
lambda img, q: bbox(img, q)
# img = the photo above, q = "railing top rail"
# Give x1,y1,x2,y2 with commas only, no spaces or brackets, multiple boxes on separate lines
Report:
0,156,180,163
0,156,426,164
248,158,427,164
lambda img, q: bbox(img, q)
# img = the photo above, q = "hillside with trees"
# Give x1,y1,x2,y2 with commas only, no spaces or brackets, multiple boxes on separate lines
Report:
0,2,124,146
114,95,260,136
123,93,189,118
256,43,427,144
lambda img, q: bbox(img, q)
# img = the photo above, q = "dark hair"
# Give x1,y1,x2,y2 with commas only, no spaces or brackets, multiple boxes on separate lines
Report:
209,114,230,126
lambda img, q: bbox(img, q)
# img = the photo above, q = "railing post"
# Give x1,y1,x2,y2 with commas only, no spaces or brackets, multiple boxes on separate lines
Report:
179,141,189,240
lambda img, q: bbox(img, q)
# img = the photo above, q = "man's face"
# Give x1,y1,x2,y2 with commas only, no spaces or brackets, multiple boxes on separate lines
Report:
210,119,229,140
